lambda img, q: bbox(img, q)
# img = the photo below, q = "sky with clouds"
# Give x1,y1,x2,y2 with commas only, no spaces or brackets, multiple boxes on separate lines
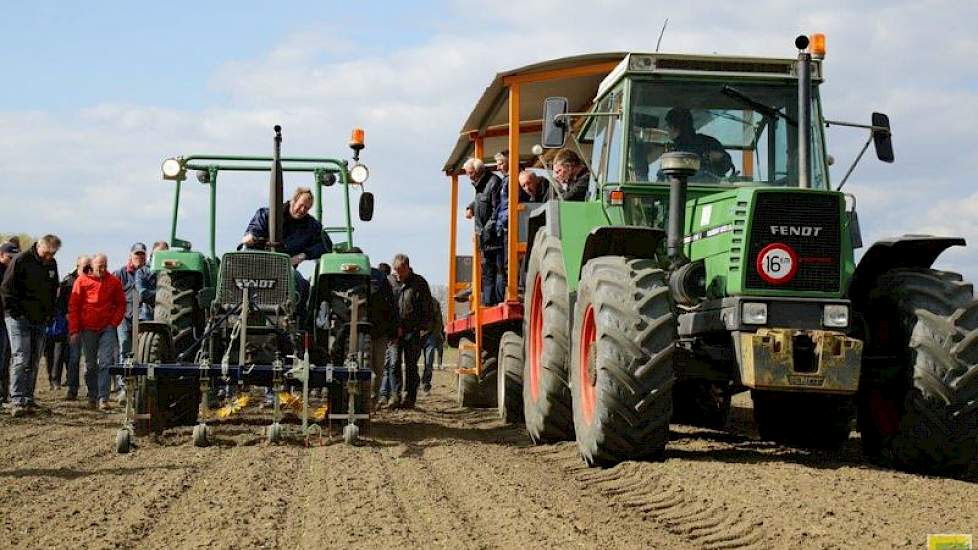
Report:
2,0,977,285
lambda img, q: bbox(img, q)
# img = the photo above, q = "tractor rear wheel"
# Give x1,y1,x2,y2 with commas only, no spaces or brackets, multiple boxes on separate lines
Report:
672,380,731,430
857,268,978,473
154,271,203,359
523,231,574,443
497,331,524,423
133,330,200,434
571,256,676,467
752,391,853,449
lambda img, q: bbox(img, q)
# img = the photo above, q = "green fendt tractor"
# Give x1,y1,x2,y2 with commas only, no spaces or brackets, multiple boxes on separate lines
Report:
110,126,378,452
523,35,978,473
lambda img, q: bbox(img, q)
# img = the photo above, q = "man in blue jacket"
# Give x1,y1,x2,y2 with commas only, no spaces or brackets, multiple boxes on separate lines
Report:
241,187,332,320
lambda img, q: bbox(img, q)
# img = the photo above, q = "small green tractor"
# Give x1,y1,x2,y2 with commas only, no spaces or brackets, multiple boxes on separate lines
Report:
510,35,978,473
110,126,379,451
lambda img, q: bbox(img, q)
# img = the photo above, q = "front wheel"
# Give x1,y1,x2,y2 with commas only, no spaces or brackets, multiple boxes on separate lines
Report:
571,256,676,467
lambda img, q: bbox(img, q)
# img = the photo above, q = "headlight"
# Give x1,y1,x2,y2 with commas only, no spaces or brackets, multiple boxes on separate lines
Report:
161,158,184,180
349,163,369,184
742,302,768,325
823,304,849,328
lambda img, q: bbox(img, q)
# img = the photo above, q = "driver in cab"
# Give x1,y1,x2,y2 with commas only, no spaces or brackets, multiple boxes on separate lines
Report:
663,107,733,180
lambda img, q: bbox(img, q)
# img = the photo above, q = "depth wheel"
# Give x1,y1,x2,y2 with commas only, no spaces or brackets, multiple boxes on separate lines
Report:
342,423,360,445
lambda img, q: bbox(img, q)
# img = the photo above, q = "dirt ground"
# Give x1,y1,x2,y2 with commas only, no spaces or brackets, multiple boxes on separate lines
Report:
1,369,976,550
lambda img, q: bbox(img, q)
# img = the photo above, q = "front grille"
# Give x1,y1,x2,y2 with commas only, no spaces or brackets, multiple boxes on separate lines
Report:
745,192,841,293
218,251,291,306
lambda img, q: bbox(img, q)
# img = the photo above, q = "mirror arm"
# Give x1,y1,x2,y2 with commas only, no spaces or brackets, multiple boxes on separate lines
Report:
836,133,873,191
825,119,890,134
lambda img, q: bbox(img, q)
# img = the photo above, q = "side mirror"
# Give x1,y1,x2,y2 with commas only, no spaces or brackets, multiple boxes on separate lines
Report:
872,112,894,163
541,97,569,149
359,192,374,221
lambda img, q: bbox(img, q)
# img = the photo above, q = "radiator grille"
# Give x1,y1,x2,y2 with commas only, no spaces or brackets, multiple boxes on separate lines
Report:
745,192,841,293
218,251,292,306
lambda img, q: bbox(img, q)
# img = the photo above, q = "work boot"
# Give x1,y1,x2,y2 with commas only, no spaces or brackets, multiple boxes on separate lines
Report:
98,399,112,412
65,391,77,401
9,404,25,418
389,394,401,409
422,384,432,395
87,399,98,410
376,395,389,409
401,394,417,409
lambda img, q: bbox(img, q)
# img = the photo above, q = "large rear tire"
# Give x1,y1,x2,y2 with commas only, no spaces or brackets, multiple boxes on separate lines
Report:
497,331,524,423
857,268,978,473
571,256,676,467
523,231,574,443
154,271,203,358
133,331,199,434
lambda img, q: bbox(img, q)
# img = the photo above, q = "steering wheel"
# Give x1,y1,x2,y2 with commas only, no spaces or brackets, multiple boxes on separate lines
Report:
237,237,269,251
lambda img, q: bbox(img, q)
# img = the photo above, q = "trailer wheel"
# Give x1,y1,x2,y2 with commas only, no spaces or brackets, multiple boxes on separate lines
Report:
571,256,675,467
752,391,853,449
523,231,574,443
497,331,524,423
857,268,978,473
457,339,497,408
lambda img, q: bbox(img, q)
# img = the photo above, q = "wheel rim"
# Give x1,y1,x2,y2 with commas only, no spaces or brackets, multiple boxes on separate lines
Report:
529,275,544,402
579,305,597,425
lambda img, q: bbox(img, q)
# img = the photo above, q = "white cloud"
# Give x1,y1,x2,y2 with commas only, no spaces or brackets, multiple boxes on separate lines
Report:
2,0,978,285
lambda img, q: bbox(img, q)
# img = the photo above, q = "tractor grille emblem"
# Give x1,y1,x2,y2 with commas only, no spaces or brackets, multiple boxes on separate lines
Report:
234,278,277,289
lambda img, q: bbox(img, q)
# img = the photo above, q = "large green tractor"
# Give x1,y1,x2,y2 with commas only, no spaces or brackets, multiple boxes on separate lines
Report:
110,126,378,451
522,35,978,473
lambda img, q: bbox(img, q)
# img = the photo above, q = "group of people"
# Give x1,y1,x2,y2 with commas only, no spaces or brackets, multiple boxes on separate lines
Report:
464,147,589,306
0,234,169,417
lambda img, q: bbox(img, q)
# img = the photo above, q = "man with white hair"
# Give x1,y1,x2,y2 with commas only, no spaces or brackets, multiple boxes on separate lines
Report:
69,253,126,411
463,157,503,306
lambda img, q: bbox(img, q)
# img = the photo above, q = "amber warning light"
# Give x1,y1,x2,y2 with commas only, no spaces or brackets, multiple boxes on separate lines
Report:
350,128,365,149
809,33,826,59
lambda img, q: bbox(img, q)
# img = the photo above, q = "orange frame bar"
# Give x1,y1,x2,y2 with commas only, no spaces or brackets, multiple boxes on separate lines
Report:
447,173,459,323
506,82,521,302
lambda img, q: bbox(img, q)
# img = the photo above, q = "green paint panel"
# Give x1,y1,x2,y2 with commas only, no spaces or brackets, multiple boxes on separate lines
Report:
556,201,612,292
150,249,218,286
319,252,371,276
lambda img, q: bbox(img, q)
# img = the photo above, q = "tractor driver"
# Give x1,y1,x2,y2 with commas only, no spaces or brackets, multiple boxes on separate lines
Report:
241,187,332,319
663,107,734,180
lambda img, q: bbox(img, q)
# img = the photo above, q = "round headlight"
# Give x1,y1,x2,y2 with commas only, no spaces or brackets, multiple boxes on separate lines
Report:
349,163,369,184
161,158,184,179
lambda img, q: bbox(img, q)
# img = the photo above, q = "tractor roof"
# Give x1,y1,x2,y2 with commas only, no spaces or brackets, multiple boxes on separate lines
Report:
442,51,814,174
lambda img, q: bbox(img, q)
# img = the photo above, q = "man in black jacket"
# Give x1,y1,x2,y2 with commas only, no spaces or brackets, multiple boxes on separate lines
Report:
1,235,61,416
553,148,591,201
463,158,503,306
0,242,20,404
385,254,432,409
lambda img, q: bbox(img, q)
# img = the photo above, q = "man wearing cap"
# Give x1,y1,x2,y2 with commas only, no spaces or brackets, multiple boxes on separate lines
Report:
0,241,20,405
135,241,168,322
112,242,149,402
1,235,61,416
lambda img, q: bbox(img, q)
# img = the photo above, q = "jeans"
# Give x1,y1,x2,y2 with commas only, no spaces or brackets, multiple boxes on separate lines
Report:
81,326,117,402
0,320,9,403
481,248,501,306
369,334,388,400
421,333,443,388
495,233,508,303
115,319,132,392
385,331,423,400
5,316,47,407
58,338,82,395
44,336,68,388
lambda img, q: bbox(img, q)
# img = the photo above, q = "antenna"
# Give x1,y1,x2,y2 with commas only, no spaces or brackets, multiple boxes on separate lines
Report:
655,17,669,52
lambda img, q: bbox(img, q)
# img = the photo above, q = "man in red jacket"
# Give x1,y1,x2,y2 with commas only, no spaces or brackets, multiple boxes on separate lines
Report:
68,253,125,410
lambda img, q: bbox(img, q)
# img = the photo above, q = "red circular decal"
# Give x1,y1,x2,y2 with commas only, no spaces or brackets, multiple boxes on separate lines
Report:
756,243,799,285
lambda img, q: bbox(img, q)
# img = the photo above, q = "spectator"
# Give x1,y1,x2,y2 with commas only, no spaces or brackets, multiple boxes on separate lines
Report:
0,241,21,405
463,157,503,306
69,253,126,411
369,262,398,408
135,241,168,321
113,242,149,401
421,295,444,394
1,235,61,417
54,256,90,400
378,262,391,277
385,254,433,409
43,297,69,391
492,151,512,303
518,171,552,203
242,187,331,323
553,148,590,201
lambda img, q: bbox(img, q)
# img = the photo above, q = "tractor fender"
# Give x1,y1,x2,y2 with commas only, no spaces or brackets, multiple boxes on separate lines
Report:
525,200,561,262
581,226,667,266
847,235,965,306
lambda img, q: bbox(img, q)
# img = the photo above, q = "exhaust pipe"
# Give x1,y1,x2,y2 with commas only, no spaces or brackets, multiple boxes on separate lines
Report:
796,35,812,189
660,152,700,268
269,125,284,252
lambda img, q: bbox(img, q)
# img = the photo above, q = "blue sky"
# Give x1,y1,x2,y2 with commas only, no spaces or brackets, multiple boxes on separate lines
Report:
2,0,978,289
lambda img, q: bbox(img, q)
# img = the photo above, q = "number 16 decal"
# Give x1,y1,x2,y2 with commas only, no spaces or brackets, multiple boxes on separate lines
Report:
756,243,799,285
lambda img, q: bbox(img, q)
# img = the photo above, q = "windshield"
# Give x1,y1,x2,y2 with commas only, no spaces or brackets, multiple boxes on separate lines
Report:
626,80,828,188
